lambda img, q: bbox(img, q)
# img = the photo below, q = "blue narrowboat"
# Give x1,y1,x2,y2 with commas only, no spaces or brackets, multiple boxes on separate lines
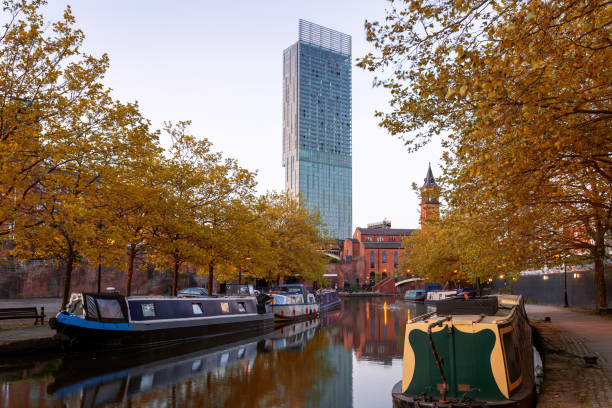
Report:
403,289,426,302
49,285,274,350
318,289,342,312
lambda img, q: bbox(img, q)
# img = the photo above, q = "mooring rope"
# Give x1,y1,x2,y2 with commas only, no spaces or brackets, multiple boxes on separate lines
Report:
427,316,451,402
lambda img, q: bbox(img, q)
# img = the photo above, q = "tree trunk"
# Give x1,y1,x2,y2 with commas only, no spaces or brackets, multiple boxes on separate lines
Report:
594,254,607,312
126,244,136,297
61,254,74,309
208,262,214,295
172,257,179,296
593,228,608,312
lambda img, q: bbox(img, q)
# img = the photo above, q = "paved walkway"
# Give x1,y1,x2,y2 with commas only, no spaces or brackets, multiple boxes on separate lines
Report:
0,298,61,354
0,297,61,328
527,305,612,407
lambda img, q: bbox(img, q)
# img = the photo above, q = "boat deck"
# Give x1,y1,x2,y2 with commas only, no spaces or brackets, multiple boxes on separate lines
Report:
410,295,522,325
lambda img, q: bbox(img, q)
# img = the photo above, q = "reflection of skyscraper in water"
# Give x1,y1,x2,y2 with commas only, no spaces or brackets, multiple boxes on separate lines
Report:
307,343,353,408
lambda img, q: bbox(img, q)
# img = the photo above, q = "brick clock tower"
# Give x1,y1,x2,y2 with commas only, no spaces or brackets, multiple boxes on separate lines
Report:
420,163,440,223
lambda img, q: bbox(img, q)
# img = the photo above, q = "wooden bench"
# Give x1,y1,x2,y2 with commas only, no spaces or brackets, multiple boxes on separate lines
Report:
0,307,45,326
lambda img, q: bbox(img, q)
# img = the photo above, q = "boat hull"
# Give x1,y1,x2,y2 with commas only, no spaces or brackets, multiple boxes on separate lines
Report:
319,298,341,312
52,313,274,351
403,295,425,303
271,303,319,321
392,380,535,408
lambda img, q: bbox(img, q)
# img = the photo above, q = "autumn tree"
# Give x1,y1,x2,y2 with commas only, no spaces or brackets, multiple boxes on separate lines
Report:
195,160,258,295
360,0,611,310
0,0,167,307
101,123,162,296
254,192,327,287
11,100,157,308
146,122,257,296
0,0,110,235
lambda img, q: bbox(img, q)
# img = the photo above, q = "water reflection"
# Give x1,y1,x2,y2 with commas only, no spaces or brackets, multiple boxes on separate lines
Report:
337,298,426,364
0,298,427,408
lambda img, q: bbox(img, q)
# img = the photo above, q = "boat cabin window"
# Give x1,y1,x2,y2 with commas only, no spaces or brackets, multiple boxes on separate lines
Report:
220,302,230,313
141,303,156,317
307,294,315,303
272,295,285,305
192,303,203,315
237,302,246,313
502,327,522,388
97,298,125,319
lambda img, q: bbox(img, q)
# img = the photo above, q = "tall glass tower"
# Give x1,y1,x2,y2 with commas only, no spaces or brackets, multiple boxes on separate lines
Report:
283,20,352,239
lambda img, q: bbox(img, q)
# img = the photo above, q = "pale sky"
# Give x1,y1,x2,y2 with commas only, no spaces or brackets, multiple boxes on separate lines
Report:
44,0,443,233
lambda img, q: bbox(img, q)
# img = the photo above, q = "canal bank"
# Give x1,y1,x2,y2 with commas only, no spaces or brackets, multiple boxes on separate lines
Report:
527,304,612,407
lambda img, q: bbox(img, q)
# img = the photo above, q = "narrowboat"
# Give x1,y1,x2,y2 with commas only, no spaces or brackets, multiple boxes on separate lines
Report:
424,290,457,304
269,284,319,321
392,294,535,407
403,289,426,302
49,284,274,350
318,289,342,312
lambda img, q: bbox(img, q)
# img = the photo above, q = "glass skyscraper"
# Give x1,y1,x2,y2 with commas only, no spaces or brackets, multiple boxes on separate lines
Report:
283,20,352,239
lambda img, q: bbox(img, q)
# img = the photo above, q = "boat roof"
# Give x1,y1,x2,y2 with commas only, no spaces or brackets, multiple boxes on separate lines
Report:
409,295,523,326
270,284,306,294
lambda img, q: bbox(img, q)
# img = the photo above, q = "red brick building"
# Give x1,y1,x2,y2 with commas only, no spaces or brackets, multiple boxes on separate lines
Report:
336,221,413,286
326,164,440,288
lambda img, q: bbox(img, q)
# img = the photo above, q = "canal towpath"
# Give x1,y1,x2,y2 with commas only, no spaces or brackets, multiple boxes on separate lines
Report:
527,304,612,407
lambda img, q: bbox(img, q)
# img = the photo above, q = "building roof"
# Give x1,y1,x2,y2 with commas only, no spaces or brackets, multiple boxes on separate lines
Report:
362,242,403,249
357,228,415,236
422,163,437,188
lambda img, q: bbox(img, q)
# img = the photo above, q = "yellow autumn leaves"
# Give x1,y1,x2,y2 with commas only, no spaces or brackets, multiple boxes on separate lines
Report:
0,0,327,307
360,0,611,308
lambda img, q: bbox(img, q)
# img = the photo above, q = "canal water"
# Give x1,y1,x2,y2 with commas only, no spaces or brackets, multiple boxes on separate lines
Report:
0,298,428,408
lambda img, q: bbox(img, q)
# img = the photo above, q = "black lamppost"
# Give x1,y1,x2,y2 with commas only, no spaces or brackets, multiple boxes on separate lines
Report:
97,258,102,293
564,261,569,307
240,252,251,285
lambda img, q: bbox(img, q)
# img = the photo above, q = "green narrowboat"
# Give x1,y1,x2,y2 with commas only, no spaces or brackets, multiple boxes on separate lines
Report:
392,294,535,407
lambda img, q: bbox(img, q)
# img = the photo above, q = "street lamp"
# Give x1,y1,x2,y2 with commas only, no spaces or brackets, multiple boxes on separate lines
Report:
564,260,568,307
240,251,251,285
554,253,568,307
